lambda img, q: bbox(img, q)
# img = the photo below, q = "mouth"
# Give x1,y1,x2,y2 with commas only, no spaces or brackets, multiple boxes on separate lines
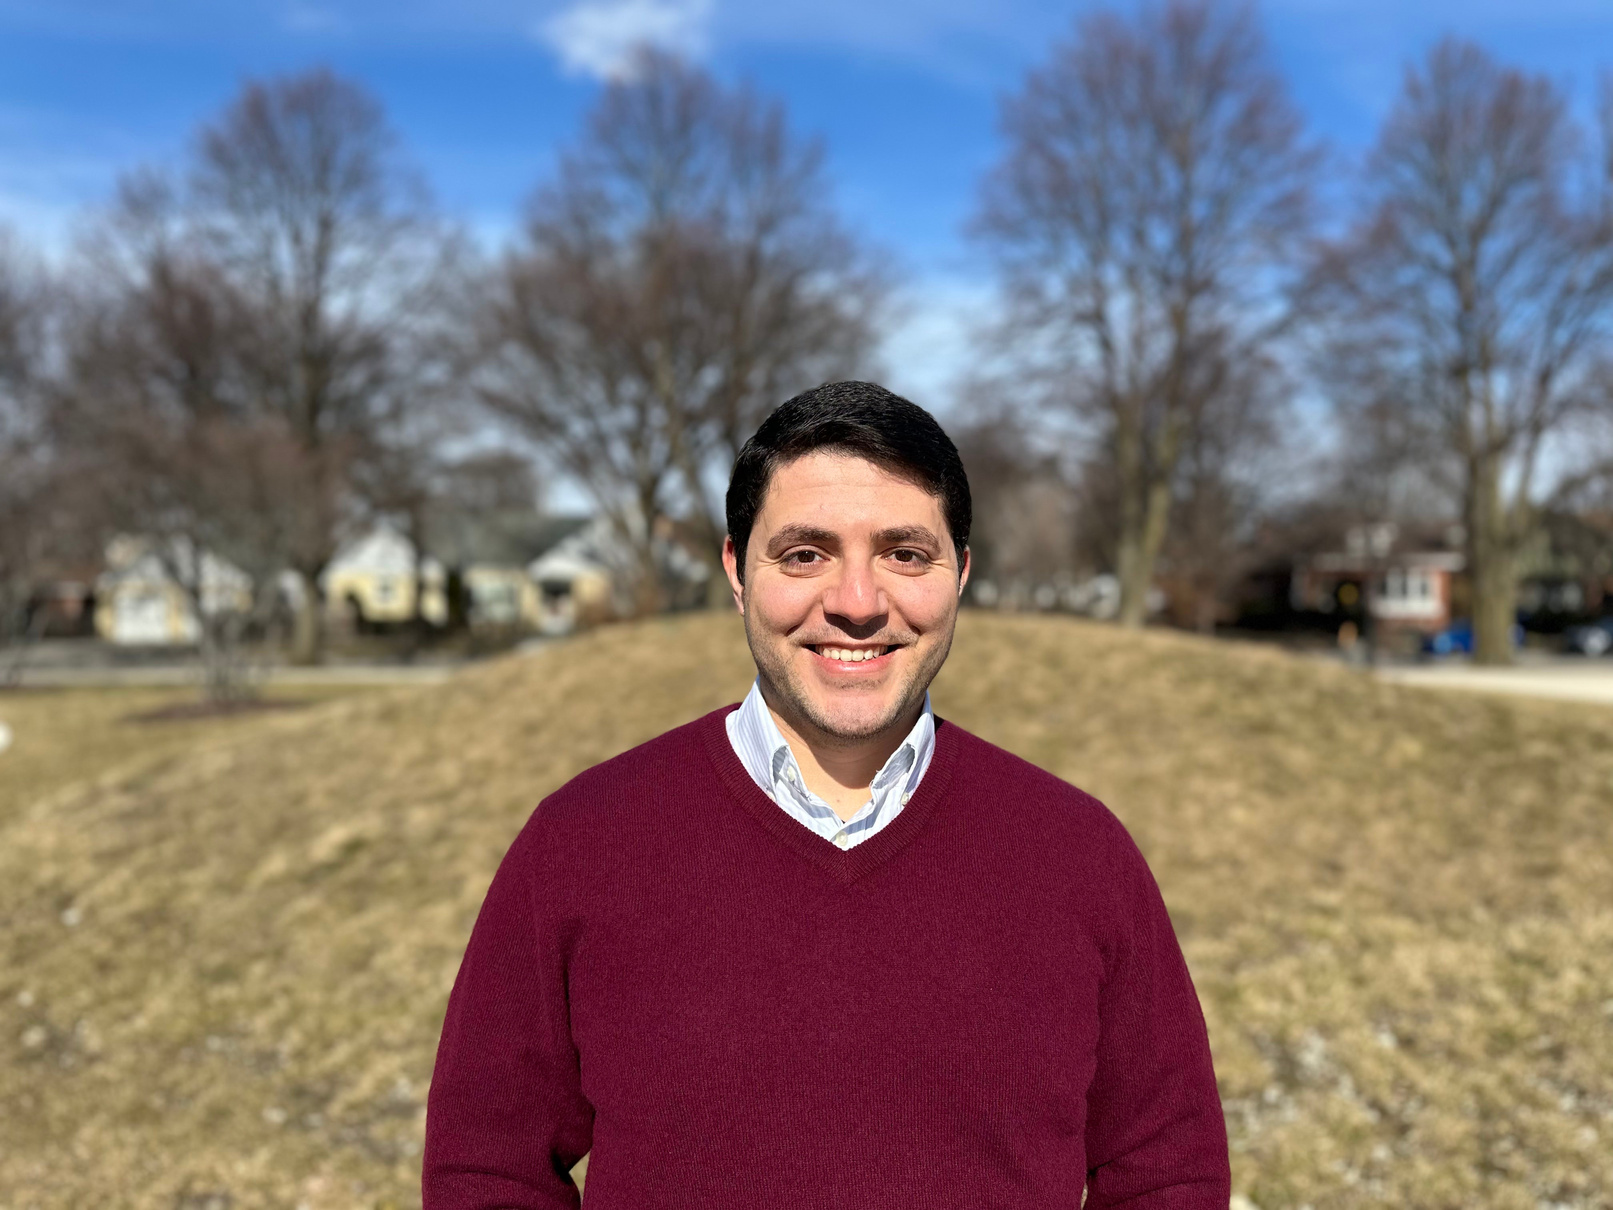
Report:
806,642,901,669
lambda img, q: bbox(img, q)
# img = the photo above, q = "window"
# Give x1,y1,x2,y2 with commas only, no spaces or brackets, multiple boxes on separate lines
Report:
1380,569,1431,601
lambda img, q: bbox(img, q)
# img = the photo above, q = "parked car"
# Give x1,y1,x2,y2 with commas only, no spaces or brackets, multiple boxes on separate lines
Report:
1564,617,1613,657
1421,619,1524,657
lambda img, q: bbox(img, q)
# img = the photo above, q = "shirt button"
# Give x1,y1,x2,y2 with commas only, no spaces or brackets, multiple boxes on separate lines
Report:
834,833,851,849
901,792,912,805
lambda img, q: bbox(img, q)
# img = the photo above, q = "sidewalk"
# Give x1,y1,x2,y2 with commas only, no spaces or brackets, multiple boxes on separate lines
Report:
6,663,458,688
1377,660,1613,706
1,635,568,689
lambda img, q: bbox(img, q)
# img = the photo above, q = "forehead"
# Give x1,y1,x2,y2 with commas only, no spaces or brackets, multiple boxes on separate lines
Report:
757,451,944,528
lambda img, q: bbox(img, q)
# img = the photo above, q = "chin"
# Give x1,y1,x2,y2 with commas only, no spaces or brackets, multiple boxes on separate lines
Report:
797,685,913,742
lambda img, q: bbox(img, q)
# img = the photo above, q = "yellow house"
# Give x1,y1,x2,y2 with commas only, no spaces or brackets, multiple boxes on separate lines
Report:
322,523,448,629
319,512,707,638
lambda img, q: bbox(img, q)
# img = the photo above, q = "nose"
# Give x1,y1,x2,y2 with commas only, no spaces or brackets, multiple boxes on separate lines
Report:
820,555,886,626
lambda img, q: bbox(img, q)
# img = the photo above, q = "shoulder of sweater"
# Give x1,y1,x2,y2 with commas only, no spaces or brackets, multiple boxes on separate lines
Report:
940,721,1147,866
495,709,725,880
527,707,725,826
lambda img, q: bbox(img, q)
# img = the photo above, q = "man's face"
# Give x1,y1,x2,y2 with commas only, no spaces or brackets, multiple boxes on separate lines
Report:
723,451,969,744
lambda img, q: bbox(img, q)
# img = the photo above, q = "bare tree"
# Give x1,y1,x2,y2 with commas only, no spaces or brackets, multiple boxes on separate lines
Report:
1161,346,1286,632
435,450,543,516
975,0,1317,627
477,50,887,611
951,402,1083,607
0,228,49,647
1313,40,1613,664
188,68,458,662
54,180,321,700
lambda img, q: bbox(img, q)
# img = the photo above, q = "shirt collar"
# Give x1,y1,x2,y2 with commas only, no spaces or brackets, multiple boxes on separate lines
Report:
730,678,934,815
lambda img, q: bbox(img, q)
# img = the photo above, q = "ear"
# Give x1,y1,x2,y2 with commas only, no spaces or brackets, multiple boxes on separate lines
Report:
957,546,971,596
721,535,745,614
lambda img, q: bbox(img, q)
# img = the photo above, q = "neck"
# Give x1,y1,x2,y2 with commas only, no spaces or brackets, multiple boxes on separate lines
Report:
757,680,922,821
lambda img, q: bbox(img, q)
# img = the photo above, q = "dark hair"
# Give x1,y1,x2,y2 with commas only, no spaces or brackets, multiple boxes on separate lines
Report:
726,381,971,578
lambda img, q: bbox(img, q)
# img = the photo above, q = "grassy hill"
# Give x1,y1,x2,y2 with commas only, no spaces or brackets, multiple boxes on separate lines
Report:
2,612,1610,1208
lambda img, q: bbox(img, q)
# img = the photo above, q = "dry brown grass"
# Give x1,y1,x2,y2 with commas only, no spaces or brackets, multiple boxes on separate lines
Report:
1,612,1609,1208
0,685,365,827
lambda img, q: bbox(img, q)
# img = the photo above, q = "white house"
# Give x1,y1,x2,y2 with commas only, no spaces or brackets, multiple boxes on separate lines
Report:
527,513,711,635
94,535,254,646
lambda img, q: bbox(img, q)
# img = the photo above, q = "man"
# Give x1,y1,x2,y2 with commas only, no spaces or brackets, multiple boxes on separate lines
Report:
424,382,1229,1208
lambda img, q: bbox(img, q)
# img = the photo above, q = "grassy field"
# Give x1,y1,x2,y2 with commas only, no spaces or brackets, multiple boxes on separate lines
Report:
0,685,368,827
2,613,1610,1208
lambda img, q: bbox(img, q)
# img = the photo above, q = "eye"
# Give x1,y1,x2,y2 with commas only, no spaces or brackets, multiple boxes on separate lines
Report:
888,548,930,567
783,549,824,567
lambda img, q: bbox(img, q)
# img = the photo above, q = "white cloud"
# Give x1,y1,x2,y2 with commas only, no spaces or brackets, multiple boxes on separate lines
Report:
537,0,712,81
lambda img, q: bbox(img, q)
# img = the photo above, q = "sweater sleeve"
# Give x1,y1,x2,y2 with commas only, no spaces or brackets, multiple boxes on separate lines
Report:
423,815,594,1210
1083,827,1230,1208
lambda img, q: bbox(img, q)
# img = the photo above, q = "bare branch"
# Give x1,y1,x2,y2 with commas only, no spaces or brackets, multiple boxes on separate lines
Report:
1311,38,1613,663
975,0,1317,626
476,50,888,610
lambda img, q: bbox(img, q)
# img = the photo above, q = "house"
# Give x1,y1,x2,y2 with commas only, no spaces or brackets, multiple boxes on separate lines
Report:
323,511,712,639
20,564,98,639
1284,523,1464,635
94,535,254,646
525,516,629,635
426,512,591,631
527,513,712,635
1514,509,1613,630
324,514,594,633
321,522,448,631
323,513,607,634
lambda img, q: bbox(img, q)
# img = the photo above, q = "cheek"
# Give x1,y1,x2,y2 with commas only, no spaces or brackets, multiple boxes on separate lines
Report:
888,577,959,631
748,575,821,629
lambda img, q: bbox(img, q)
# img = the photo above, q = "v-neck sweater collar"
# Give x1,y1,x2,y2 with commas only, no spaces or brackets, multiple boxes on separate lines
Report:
698,704,962,886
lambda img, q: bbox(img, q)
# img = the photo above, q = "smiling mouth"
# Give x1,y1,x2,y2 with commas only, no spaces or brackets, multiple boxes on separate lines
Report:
809,644,898,663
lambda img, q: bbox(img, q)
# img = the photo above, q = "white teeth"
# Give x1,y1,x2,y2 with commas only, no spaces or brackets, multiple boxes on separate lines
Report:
818,646,885,662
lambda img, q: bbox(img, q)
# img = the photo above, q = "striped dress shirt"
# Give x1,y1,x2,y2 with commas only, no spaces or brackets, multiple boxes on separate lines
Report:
724,679,936,850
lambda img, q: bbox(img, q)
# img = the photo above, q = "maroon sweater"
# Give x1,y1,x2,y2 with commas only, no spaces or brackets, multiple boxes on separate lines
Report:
424,707,1228,1209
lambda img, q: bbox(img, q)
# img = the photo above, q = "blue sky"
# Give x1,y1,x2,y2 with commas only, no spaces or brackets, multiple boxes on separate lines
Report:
5,0,1613,407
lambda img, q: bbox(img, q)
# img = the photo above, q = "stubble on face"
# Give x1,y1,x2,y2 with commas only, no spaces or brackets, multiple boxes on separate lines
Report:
744,603,954,747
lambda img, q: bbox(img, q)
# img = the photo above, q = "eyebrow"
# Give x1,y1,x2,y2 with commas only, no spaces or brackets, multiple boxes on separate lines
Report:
873,525,944,550
764,523,945,557
765,524,839,556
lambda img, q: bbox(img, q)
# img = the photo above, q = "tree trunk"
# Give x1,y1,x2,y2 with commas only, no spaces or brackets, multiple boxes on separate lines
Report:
631,547,665,617
689,514,729,610
198,605,256,705
1467,453,1516,667
404,511,430,660
1193,583,1218,635
199,620,229,704
1116,475,1172,628
289,567,324,666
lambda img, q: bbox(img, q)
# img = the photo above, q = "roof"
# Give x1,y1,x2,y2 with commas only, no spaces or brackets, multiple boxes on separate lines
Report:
425,511,591,569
